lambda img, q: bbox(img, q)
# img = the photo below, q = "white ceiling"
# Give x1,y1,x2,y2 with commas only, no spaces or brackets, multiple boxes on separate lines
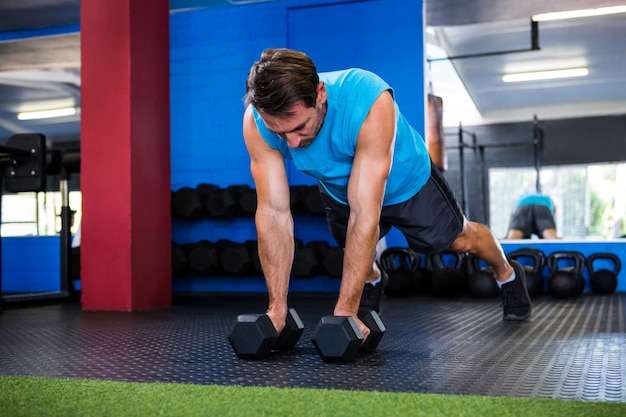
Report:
427,11,626,126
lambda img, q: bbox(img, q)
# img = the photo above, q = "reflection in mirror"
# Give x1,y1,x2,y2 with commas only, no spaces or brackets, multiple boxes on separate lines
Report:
490,163,626,239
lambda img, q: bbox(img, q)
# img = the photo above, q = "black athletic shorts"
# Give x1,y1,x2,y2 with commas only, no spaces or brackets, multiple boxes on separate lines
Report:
319,162,464,254
507,204,556,238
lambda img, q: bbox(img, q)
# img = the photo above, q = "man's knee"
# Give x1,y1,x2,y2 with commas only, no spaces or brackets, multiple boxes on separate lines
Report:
451,221,497,253
448,222,474,253
506,229,525,239
449,238,468,253
541,228,559,239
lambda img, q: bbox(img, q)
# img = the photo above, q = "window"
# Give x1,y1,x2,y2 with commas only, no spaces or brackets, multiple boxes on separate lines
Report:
489,163,626,239
1,191,82,237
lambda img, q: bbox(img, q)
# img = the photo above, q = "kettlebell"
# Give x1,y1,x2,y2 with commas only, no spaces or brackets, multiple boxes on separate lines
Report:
466,254,499,298
507,248,546,298
586,252,621,294
428,251,467,298
380,247,424,297
546,251,586,299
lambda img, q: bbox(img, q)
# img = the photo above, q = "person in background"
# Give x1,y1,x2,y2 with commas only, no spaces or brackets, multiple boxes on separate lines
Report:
506,193,558,239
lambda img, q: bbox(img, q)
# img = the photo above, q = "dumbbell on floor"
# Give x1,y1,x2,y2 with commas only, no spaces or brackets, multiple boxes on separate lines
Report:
228,308,304,360
311,309,385,363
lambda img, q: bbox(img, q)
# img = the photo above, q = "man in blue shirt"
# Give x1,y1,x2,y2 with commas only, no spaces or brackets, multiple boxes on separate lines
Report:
242,48,531,344
506,193,558,239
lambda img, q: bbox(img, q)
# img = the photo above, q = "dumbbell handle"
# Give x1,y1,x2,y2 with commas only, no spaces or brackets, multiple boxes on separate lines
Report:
274,308,305,350
358,310,386,352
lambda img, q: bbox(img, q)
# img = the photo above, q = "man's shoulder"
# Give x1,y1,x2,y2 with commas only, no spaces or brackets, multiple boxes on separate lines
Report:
320,68,382,83
321,69,390,102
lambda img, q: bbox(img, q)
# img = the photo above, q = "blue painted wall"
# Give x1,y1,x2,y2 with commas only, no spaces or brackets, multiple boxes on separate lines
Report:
170,0,425,192
169,0,426,292
1,237,60,293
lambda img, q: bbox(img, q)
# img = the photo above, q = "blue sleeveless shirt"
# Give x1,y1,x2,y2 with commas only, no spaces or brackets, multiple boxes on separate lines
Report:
516,194,555,214
251,68,430,206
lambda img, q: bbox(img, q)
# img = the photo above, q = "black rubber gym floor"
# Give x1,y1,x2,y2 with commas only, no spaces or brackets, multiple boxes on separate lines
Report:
1,292,625,403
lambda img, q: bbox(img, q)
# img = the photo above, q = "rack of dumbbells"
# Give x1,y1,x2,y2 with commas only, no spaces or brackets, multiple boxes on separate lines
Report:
171,184,344,283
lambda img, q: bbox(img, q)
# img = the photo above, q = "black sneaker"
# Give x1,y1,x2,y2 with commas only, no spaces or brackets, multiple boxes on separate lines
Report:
359,262,388,315
500,259,532,321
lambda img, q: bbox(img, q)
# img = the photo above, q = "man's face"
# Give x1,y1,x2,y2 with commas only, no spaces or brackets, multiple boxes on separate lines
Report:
259,82,327,149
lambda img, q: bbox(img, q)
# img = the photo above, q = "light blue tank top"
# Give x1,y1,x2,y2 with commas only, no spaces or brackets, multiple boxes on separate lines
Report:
251,68,430,205
516,194,555,214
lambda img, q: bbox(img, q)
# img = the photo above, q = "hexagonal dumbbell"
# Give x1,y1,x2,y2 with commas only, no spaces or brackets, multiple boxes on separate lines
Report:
228,308,304,360
322,246,344,278
311,310,385,362
185,240,220,276
171,242,188,277
291,245,320,278
203,186,240,218
171,187,205,219
237,186,257,216
244,240,263,276
358,309,386,352
218,239,253,276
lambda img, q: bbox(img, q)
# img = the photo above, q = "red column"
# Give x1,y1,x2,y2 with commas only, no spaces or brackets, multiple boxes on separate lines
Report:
80,0,171,310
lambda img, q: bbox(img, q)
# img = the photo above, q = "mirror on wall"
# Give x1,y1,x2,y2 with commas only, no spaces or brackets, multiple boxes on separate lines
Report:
489,162,626,239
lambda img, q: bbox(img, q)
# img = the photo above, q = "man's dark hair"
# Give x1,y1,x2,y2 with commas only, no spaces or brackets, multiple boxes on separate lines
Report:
245,48,319,116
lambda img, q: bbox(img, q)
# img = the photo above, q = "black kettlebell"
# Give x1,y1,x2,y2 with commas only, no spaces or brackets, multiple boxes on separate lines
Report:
546,251,586,299
428,251,467,298
507,248,546,298
466,254,499,298
380,247,424,297
586,252,621,294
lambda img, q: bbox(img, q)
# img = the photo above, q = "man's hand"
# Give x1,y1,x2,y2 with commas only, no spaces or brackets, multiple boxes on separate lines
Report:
334,308,370,342
266,306,288,334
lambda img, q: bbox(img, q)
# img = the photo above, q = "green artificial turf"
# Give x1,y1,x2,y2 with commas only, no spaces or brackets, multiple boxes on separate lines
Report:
1,376,625,417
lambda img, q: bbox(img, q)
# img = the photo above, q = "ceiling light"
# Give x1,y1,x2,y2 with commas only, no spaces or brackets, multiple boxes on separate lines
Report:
17,107,77,120
532,6,626,22
502,67,589,83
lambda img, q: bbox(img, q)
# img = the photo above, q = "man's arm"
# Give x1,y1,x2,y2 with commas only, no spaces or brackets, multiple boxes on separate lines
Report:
243,105,294,333
334,90,396,336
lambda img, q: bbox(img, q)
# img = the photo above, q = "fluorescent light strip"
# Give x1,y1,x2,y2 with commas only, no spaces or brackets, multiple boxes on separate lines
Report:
17,107,77,120
532,5,626,22
503,67,589,83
